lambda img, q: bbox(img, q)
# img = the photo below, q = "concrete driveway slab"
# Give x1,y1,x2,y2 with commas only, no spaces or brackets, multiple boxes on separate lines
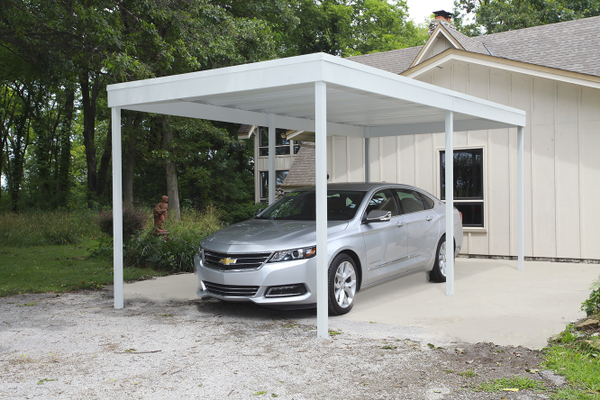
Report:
121,259,600,349
345,258,600,348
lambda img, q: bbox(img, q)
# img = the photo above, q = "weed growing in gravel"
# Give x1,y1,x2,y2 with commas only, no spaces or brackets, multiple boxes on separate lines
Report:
37,378,57,385
460,369,478,378
473,376,545,392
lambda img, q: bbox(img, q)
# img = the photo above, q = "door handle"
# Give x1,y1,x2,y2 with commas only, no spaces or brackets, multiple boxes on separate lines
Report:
426,215,433,222
397,221,405,227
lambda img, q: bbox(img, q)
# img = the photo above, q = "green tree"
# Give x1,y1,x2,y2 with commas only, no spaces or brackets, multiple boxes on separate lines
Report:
454,0,600,35
285,0,425,57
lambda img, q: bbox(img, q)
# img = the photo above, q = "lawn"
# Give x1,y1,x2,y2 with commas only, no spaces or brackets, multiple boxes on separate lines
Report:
0,241,168,297
0,206,224,298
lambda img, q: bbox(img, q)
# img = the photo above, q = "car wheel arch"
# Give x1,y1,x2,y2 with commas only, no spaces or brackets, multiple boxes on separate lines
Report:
330,249,363,292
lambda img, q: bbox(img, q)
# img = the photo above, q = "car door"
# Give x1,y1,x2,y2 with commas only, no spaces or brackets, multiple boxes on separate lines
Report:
395,189,441,270
359,189,409,286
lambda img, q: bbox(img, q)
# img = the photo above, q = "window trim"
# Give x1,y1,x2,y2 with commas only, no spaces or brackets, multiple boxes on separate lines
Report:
437,146,486,229
258,127,293,156
259,170,289,201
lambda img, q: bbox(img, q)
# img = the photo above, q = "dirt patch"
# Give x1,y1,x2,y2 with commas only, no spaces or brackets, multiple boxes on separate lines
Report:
0,292,568,399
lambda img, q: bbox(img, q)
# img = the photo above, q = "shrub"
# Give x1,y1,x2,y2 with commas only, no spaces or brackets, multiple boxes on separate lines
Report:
95,204,148,241
582,275,600,316
124,233,199,273
93,205,224,273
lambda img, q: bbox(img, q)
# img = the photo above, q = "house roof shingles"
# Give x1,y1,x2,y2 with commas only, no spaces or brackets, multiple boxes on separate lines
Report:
282,144,315,187
349,16,600,78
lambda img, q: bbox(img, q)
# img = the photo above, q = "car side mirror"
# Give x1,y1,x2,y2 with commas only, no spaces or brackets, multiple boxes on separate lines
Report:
366,210,391,223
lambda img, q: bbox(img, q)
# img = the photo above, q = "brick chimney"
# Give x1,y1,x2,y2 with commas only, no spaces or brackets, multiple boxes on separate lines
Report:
429,10,456,36
433,10,453,23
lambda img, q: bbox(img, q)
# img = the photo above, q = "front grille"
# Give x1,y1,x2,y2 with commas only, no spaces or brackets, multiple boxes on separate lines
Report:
203,281,259,297
203,250,271,271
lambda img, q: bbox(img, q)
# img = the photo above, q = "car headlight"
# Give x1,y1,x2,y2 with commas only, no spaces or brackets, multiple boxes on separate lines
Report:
269,246,316,263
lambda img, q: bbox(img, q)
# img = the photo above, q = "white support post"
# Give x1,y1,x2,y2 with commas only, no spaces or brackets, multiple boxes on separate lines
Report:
112,107,124,309
364,129,370,183
315,81,328,338
445,111,454,296
517,126,525,271
268,114,276,205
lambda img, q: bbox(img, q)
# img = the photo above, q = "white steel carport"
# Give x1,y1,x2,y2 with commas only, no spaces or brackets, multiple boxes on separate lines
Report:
107,52,526,338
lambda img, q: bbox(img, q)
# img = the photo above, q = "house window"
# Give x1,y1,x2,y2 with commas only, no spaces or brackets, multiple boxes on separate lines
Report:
260,170,289,201
440,148,484,227
259,127,291,156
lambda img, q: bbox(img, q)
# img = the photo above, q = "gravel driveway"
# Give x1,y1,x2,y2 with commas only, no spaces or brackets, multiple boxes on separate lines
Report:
1,291,568,399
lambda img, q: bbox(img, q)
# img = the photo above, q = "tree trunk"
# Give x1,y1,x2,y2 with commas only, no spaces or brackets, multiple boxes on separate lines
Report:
123,111,141,206
56,87,75,206
162,116,180,221
80,73,97,208
0,129,6,201
96,112,112,198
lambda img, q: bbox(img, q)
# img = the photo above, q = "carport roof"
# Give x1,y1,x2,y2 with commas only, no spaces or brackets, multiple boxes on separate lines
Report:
107,52,527,338
107,52,525,135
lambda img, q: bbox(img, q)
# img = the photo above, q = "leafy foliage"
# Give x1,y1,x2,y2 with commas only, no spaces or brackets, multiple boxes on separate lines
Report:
92,206,223,272
1,0,426,216
284,0,427,57
95,204,148,241
453,0,600,35
582,275,600,316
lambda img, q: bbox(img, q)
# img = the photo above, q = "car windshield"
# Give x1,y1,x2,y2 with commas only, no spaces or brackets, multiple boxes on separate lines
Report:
256,190,366,221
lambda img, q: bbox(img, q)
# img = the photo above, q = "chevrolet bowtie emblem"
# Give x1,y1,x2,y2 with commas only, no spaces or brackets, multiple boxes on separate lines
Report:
220,257,237,266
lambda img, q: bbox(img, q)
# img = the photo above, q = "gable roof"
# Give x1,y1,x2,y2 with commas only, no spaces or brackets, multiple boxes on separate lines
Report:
410,21,490,67
349,16,600,79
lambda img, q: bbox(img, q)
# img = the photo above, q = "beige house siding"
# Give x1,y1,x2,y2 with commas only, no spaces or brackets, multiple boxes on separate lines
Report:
326,60,600,260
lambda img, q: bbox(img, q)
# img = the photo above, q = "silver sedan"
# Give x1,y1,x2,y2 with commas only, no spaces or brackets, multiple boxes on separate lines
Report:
194,183,463,315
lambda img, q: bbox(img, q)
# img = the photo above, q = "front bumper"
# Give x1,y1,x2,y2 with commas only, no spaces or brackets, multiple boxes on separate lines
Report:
193,252,318,307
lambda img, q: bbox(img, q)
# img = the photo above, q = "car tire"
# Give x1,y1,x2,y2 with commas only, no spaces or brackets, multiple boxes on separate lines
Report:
430,235,451,283
328,253,358,315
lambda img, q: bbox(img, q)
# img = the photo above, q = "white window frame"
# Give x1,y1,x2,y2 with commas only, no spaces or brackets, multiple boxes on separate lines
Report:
437,146,487,232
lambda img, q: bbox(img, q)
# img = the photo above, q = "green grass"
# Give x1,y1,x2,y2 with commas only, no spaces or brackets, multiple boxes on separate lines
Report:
0,206,224,297
0,210,101,246
0,242,168,297
460,369,478,378
542,325,600,399
473,376,546,392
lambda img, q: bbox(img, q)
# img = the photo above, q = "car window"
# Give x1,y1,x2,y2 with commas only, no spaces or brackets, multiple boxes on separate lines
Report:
396,189,426,214
419,193,436,210
257,190,365,221
365,189,398,216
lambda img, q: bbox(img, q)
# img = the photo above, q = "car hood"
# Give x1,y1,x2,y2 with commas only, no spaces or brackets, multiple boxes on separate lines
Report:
201,219,349,252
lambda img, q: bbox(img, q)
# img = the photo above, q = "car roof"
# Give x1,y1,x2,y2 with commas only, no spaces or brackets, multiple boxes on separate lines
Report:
290,182,440,202
295,182,413,192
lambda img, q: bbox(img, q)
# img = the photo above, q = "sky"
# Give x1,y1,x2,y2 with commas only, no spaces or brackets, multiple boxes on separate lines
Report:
405,0,456,24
